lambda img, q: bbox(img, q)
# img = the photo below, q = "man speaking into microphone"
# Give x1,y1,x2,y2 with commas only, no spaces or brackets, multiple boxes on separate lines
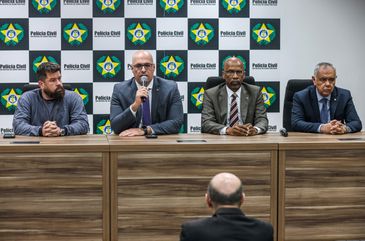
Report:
110,50,183,136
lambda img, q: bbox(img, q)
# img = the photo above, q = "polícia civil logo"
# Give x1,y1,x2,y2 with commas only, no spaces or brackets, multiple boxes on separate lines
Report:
96,55,121,79
32,0,57,14
159,0,184,13
252,23,276,45
32,56,58,73
221,55,247,72
1,88,22,111
261,86,276,108
96,0,121,14
127,23,151,46
159,55,184,78
0,23,24,46
73,88,89,105
96,119,113,134
221,0,246,14
190,22,214,45
190,87,205,110
63,23,88,46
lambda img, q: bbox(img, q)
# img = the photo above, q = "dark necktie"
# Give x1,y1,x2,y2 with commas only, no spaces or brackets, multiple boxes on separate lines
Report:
142,97,151,126
229,93,238,127
320,98,329,123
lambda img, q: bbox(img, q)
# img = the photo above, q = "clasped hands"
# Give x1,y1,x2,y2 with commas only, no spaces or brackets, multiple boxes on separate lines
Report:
320,120,348,135
42,121,61,137
227,123,258,136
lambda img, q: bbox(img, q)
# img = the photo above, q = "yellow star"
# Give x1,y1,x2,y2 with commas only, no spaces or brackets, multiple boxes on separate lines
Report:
128,23,150,43
35,0,53,10
192,23,212,43
253,23,274,43
74,88,87,101
225,0,243,11
98,56,120,75
2,89,20,108
99,0,117,10
261,87,274,106
162,0,180,11
161,56,183,75
34,56,49,69
192,88,205,106
98,120,112,134
65,23,87,43
1,23,23,44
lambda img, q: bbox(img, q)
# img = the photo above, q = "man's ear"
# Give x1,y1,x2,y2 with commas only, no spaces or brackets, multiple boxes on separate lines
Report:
205,193,213,208
312,76,316,85
38,80,44,89
239,192,245,207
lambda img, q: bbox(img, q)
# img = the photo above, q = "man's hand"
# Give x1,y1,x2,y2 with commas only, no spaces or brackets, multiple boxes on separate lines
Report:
119,128,144,137
227,123,258,136
130,87,149,112
42,121,61,137
320,120,347,135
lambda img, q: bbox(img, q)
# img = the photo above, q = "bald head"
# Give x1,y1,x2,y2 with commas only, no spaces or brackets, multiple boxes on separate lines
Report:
223,57,244,70
132,50,153,65
207,172,243,208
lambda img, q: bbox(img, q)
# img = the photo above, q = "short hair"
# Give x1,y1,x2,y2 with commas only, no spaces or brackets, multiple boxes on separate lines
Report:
36,62,61,81
313,62,336,77
207,180,243,206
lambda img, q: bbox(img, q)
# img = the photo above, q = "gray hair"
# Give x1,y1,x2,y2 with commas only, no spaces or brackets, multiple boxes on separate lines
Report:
313,62,336,77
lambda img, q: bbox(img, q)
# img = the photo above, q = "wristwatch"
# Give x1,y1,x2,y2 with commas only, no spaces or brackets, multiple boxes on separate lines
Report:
141,125,148,136
60,128,66,136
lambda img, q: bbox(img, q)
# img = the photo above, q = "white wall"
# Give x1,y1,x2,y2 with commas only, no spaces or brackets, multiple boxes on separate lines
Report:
280,0,365,130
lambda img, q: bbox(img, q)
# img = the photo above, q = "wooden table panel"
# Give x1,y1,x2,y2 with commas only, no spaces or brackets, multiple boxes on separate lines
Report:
109,134,278,241
279,133,365,241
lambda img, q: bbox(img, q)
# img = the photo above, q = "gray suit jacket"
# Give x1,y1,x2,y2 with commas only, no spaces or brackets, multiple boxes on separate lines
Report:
201,83,268,134
110,76,183,135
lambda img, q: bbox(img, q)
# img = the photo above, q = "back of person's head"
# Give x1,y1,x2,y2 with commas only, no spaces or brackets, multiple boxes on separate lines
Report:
207,172,243,209
37,62,61,81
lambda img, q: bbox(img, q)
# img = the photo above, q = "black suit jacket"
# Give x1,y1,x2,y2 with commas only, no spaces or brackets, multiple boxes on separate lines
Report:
292,85,362,133
180,208,273,241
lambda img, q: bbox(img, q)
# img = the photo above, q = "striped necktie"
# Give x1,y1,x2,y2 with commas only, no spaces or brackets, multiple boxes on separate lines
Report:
229,93,239,127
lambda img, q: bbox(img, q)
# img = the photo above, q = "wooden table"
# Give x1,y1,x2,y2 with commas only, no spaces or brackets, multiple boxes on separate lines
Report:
278,132,365,241
0,135,110,241
108,134,279,241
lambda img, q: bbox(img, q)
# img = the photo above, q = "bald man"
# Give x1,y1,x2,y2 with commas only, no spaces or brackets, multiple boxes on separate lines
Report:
180,172,273,241
201,57,268,136
110,50,183,136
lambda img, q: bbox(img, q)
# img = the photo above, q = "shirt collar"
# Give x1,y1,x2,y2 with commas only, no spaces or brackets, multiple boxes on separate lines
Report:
135,77,154,89
226,85,241,99
315,88,331,102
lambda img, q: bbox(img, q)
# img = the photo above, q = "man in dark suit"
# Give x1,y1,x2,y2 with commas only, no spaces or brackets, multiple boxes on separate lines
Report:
110,50,183,136
292,62,362,134
180,172,273,241
201,57,268,136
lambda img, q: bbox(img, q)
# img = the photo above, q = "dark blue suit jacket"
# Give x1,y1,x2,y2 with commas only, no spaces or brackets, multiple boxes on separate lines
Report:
180,208,273,241
292,85,362,133
110,76,183,134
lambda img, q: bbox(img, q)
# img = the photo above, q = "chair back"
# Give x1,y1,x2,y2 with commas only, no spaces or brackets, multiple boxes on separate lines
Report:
205,76,255,90
283,79,313,131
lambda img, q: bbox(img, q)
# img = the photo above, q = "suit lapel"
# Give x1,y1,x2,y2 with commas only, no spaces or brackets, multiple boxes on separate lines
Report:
240,85,249,123
330,87,338,119
218,86,228,124
309,86,321,122
151,77,160,123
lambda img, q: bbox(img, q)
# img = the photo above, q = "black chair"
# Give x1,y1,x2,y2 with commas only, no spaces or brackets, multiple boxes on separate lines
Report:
283,79,313,131
205,76,255,90
22,83,72,93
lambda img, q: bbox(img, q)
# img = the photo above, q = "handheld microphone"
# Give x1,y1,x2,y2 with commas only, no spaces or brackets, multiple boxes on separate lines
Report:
280,128,288,137
140,76,148,102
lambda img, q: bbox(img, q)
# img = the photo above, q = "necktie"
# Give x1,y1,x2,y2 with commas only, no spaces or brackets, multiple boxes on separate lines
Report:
229,93,239,127
320,98,329,123
142,97,151,126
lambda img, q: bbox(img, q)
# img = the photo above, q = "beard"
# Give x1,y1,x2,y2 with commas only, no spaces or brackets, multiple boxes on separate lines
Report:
44,86,65,100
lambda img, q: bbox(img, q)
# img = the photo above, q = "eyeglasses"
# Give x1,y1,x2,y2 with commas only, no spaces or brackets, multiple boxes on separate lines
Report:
128,63,154,71
224,70,244,76
317,77,336,84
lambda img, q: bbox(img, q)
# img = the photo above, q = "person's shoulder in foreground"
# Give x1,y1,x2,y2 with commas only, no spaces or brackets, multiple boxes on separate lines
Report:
179,172,273,241
110,50,183,137
291,62,362,134
13,62,89,137
201,56,268,136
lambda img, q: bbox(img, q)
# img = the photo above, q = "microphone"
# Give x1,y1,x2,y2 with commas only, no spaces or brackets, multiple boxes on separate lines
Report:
279,128,288,137
140,76,148,102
